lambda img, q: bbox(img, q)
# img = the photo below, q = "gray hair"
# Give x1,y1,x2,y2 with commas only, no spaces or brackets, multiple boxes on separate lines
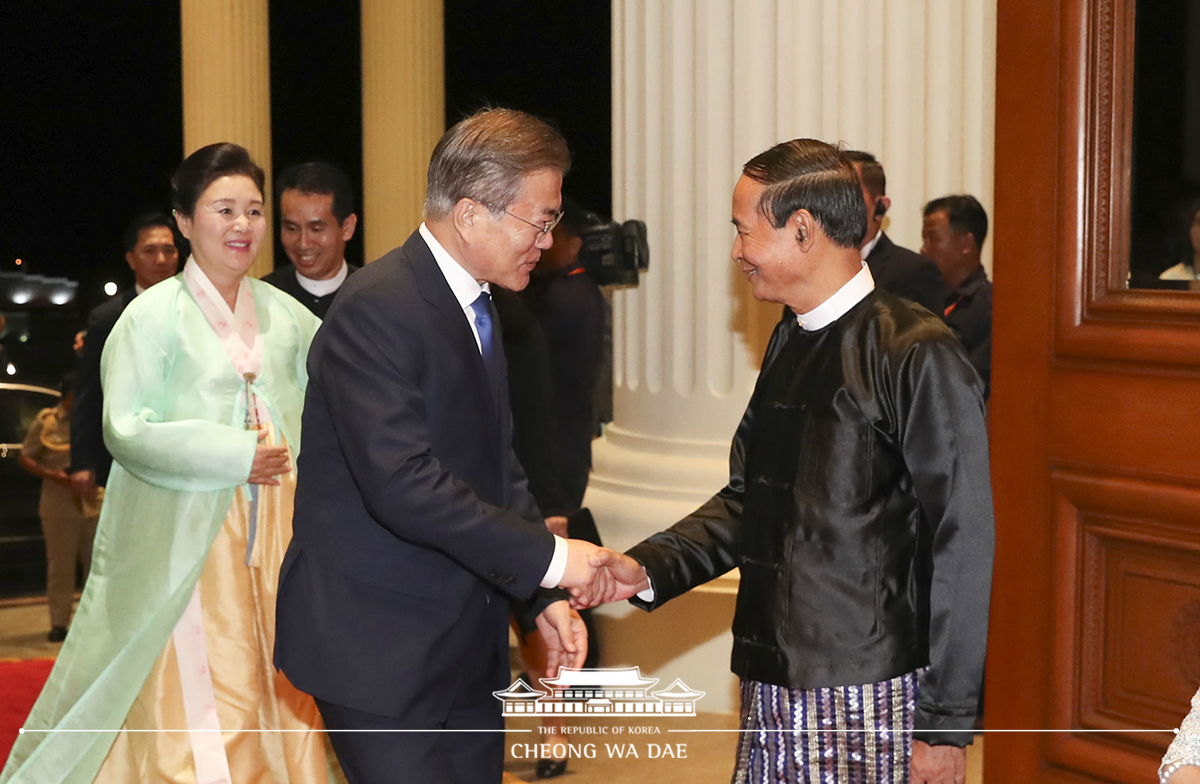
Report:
424,108,571,221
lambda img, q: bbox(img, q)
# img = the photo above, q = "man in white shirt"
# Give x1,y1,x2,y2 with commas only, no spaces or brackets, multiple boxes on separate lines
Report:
263,162,360,319
275,108,608,784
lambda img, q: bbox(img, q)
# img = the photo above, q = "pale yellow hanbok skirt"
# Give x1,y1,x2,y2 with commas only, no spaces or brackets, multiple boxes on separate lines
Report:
95,439,327,784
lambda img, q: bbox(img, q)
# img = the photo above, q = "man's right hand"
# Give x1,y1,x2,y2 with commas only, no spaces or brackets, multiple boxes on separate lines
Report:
573,548,650,609
247,427,290,486
69,469,97,498
557,539,604,593
911,742,966,784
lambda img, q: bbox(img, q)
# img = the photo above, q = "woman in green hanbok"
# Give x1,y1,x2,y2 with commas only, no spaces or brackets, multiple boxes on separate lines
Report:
1,143,329,784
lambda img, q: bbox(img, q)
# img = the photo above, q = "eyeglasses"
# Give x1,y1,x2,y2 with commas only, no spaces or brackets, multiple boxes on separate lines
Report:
491,206,564,239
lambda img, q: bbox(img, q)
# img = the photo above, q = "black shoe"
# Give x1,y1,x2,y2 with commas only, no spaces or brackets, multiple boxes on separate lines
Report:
536,759,567,779
47,626,67,643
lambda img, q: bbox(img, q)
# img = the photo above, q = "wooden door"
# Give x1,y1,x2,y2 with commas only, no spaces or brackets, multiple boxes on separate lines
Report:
988,0,1200,781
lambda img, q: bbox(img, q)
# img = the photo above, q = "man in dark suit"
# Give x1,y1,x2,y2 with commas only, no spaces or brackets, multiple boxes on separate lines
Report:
69,211,179,497
275,108,609,784
922,194,993,400
844,150,945,314
262,162,360,319
521,196,606,509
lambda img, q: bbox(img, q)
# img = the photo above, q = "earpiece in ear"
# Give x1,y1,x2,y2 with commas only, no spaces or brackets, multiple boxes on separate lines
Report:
874,200,888,219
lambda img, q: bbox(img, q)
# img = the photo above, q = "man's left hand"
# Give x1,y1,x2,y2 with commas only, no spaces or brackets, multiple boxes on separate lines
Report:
544,515,568,538
911,741,966,784
535,600,588,679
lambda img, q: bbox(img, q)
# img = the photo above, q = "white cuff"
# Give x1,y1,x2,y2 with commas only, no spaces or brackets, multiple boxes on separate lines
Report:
539,535,568,588
636,573,655,602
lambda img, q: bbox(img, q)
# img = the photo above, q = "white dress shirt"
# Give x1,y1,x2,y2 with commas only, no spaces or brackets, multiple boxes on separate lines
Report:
417,223,568,589
295,260,349,296
794,262,876,331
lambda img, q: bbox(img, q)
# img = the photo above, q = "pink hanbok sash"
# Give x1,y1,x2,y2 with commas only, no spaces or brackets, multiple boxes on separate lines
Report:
170,258,274,784
183,257,271,427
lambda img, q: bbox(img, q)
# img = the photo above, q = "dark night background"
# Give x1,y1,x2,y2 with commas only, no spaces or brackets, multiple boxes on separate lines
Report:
1130,0,1200,284
1,1,610,379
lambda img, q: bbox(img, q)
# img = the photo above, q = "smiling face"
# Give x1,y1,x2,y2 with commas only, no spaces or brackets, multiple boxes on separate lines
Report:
175,175,266,289
460,168,562,291
730,174,810,307
279,189,357,280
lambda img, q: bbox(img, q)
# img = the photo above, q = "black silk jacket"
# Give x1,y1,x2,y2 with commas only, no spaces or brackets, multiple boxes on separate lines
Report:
628,290,994,746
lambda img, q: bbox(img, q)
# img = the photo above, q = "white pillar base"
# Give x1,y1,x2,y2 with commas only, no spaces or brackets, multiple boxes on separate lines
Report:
586,430,741,715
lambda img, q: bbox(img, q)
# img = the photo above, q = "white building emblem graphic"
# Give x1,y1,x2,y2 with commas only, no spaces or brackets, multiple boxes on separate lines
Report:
493,667,705,717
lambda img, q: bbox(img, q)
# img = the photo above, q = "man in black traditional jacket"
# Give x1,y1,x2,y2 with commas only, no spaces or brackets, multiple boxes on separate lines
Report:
583,139,993,784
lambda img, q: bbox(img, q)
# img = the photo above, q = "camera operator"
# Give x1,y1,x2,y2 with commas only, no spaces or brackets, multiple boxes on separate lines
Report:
522,196,606,509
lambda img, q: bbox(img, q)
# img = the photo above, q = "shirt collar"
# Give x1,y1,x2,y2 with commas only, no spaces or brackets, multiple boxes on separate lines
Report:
419,222,488,310
795,262,876,331
860,231,883,261
951,265,989,297
295,260,349,297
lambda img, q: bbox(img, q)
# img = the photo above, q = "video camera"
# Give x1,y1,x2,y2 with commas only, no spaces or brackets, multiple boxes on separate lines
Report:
577,216,649,287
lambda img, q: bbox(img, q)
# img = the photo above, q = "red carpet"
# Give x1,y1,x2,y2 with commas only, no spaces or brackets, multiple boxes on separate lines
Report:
0,658,54,763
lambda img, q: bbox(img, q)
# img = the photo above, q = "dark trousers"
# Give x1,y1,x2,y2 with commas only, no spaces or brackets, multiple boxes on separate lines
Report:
316,697,504,784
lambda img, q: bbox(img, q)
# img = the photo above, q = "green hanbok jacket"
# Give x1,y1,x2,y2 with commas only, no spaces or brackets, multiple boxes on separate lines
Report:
0,276,320,784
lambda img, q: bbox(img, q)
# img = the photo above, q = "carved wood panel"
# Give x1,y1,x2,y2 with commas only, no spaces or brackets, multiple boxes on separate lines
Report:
978,0,1200,779
1052,0,1200,366
1045,471,1200,782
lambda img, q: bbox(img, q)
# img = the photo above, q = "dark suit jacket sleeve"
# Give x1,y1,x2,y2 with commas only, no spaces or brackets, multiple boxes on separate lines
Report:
504,435,567,615
70,297,125,476
897,335,994,744
311,282,556,599
870,236,947,316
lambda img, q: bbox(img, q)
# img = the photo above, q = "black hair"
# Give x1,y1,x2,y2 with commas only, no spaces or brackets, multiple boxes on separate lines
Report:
741,139,867,249
923,194,989,249
843,149,887,196
276,162,356,224
171,143,266,217
122,211,180,254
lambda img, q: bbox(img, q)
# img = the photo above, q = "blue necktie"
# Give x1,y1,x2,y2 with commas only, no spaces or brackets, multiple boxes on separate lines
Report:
470,291,501,402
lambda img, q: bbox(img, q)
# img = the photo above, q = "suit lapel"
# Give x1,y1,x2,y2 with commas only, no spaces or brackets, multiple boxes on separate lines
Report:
402,233,503,448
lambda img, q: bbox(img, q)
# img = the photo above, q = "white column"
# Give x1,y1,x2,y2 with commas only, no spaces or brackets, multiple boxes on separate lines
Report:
181,0,274,278
593,0,997,715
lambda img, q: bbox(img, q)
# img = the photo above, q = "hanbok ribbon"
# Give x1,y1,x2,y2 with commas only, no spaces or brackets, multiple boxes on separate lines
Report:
182,257,271,428
171,258,276,780
171,585,232,784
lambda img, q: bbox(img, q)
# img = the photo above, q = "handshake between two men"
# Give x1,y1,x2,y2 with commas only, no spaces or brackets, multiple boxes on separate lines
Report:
558,539,648,610
530,536,649,680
